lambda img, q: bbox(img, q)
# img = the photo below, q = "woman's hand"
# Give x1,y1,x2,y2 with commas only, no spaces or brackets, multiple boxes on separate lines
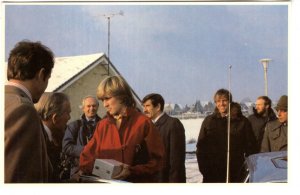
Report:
112,164,131,180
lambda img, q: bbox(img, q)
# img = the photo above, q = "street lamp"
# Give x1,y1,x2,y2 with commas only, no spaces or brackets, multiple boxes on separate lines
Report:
260,58,272,96
100,10,124,75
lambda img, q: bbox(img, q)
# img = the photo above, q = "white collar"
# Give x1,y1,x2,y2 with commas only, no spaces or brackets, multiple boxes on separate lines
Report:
152,112,165,124
43,123,53,142
6,81,33,102
86,116,95,122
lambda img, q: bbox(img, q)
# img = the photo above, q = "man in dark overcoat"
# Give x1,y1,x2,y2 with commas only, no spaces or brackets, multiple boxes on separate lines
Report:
196,89,258,183
142,93,186,183
35,92,72,182
248,96,277,149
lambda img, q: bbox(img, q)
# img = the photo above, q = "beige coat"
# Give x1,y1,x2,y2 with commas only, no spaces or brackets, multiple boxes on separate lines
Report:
5,85,52,183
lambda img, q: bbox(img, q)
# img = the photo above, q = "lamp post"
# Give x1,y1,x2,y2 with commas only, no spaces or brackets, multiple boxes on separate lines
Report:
260,58,272,96
100,11,124,75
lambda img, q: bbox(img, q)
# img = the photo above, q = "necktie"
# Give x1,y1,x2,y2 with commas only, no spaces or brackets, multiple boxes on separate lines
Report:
85,120,95,140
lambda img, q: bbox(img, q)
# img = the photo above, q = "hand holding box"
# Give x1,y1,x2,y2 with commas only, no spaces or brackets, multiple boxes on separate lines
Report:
92,159,123,180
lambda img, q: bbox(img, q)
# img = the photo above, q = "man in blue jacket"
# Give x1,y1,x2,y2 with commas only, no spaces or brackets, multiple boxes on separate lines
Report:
62,95,101,180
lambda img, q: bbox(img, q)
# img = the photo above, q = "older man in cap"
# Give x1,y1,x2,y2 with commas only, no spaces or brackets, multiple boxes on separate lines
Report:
261,95,288,152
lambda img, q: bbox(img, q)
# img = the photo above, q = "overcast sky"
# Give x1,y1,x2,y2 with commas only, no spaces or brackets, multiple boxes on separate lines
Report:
4,3,288,105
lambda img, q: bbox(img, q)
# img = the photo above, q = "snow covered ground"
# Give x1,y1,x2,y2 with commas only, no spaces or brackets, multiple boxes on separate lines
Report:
181,118,203,147
185,153,203,183
180,118,204,183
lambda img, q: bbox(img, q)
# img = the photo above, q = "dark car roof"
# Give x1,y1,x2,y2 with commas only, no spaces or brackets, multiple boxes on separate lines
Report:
246,151,287,183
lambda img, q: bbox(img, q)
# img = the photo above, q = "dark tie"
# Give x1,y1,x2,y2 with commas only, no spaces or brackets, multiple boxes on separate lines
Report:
87,120,95,128
86,120,95,140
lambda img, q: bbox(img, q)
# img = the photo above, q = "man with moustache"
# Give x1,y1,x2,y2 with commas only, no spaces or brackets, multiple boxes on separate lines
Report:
5,40,55,182
142,93,186,183
248,96,277,148
261,95,288,152
62,95,101,180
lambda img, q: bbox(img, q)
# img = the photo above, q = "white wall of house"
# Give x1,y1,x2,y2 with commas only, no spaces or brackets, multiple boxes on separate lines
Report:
61,64,110,122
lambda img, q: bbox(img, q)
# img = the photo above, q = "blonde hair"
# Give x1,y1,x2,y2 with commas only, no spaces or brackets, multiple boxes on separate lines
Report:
97,75,136,108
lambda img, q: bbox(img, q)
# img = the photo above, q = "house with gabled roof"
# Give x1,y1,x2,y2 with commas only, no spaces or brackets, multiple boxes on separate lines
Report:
45,53,142,121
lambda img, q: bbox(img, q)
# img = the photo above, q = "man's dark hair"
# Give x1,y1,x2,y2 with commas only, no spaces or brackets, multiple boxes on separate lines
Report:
257,96,272,107
142,93,165,112
7,40,54,81
230,102,242,119
214,88,233,103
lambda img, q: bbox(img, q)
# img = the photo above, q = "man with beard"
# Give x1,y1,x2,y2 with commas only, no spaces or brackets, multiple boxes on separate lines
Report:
35,92,71,182
261,95,288,152
248,96,277,149
62,95,101,180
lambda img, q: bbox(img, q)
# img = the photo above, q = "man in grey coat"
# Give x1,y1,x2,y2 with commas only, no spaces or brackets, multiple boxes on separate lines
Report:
261,95,288,152
142,93,186,183
5,41,55,182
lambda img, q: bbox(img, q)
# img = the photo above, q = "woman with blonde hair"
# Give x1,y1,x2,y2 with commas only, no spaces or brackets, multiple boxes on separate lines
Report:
79,76,165,183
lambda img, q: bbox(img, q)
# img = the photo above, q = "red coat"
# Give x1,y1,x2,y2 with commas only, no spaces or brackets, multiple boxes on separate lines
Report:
79,108,165,182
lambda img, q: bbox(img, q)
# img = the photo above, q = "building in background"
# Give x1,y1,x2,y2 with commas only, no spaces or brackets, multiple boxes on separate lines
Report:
45,53,142,121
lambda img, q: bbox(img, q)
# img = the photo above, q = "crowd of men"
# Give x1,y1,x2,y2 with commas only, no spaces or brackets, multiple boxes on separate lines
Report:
196,90,287,182
4,41,288,183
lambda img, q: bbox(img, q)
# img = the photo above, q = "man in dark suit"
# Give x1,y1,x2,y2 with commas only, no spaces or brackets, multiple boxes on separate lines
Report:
35,92,71,182
142,93,186,183
5,40,55,182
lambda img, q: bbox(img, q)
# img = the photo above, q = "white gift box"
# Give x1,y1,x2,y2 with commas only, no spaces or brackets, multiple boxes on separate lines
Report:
92,159,123,180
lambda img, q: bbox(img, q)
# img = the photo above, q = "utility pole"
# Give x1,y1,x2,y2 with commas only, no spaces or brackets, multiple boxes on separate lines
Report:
100,11,124,75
